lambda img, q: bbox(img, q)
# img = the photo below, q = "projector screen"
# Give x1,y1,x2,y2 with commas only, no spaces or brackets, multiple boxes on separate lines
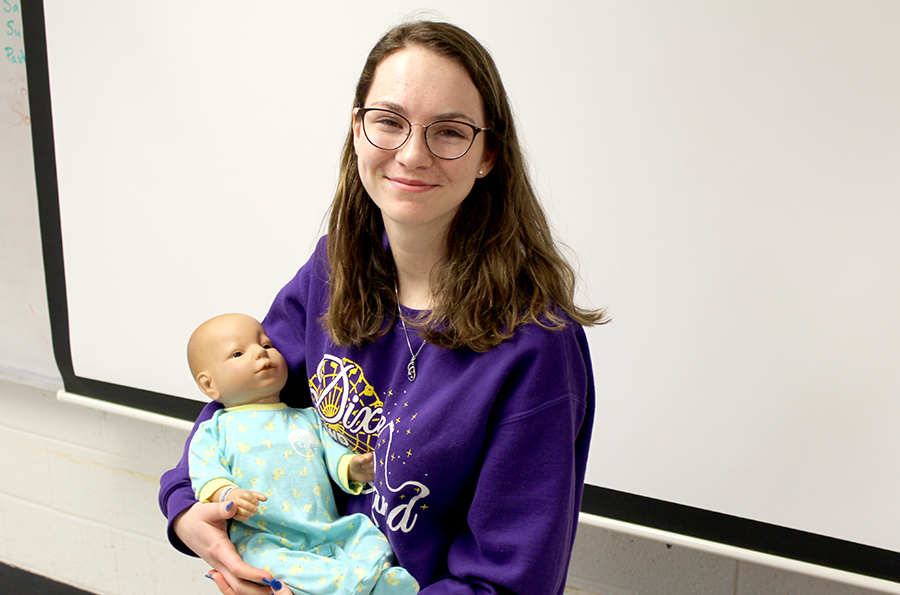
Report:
24,0,900,585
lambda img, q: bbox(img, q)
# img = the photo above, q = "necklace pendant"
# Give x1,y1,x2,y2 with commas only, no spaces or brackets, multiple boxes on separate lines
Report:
396,287,425,382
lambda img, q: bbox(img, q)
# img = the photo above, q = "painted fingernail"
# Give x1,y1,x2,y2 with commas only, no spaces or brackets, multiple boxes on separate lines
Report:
205,572,214,581
225,501,233,511
262,578,283,590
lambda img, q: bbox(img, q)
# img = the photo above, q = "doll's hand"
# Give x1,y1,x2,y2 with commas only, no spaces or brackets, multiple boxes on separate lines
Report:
227,488,267,522
348,452,375,483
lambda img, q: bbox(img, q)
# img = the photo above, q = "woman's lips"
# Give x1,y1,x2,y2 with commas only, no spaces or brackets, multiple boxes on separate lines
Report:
388,176,437,192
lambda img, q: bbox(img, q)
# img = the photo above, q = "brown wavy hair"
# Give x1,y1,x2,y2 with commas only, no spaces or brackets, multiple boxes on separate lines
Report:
323,20,608,352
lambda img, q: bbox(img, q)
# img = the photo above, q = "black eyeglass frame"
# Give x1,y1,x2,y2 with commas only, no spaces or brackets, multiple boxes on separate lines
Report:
356,107,490,160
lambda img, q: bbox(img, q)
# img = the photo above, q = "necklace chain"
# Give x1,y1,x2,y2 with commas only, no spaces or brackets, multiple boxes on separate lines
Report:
396,288,426,382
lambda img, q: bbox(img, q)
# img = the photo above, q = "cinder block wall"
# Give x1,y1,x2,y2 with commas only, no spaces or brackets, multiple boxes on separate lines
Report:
0,378,209,594
0,377,889,595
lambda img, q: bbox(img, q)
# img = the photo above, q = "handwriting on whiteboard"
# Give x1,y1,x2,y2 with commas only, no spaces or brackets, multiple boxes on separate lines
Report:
4,0,25,64
7,76,28,126
3,0,27,126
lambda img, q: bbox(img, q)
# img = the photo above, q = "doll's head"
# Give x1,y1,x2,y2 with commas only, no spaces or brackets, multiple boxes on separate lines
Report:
187,313,288,408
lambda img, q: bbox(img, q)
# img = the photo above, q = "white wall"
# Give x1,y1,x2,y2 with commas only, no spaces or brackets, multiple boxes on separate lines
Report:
0,378,890,595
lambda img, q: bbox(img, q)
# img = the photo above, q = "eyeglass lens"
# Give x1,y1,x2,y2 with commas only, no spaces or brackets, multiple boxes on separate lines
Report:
361,109,479,160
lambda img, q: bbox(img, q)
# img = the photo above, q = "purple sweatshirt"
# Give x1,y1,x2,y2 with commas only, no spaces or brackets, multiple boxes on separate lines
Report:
159,236,595,594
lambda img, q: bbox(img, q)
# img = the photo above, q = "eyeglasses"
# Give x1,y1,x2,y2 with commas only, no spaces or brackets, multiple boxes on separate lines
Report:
356,107,489,160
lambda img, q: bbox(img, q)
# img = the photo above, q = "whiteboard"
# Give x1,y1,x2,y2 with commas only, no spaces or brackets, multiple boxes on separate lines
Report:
0,0,57,384
23,0,900,582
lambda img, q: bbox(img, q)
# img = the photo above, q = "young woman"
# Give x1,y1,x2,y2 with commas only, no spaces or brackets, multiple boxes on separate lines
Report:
159,20,607,595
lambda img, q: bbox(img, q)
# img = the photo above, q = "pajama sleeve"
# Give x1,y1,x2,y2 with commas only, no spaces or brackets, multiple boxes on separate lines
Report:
188,416,237,502
311,410,366,495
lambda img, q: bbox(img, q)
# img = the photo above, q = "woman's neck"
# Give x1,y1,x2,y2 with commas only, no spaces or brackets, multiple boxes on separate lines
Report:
386,224,446,310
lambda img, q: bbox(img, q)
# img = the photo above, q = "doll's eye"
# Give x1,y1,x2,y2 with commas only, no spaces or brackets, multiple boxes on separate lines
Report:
231,351,243,358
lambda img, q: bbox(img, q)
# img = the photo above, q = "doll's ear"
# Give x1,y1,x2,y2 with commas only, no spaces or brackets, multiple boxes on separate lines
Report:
196,372,219,400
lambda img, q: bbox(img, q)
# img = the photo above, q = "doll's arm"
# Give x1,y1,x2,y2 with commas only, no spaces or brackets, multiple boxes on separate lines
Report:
210,485,268,523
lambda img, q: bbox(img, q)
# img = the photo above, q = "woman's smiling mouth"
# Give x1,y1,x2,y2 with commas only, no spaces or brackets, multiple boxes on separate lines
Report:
388,176,438,192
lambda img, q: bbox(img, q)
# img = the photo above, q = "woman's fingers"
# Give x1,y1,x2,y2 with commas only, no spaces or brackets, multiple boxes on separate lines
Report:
262,578,295,594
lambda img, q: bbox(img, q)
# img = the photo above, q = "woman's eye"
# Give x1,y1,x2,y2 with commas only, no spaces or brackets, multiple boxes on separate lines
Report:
436,127,465,138
374,117,404,130
430,123,472,141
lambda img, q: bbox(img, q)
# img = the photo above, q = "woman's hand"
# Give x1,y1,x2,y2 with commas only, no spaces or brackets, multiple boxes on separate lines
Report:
205,573,296,595
173,501,273,595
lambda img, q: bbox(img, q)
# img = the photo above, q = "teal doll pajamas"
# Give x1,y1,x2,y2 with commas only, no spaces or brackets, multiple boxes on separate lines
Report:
189,403,418,594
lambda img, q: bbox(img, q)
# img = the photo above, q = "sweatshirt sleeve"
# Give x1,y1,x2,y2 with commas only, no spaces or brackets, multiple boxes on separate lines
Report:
423,326,594,595
158,400,224,556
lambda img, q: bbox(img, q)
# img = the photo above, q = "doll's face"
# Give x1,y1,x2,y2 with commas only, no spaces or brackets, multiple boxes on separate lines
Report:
191,314,288,408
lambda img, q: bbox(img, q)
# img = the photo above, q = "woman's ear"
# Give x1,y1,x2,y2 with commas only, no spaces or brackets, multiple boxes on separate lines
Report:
351,108,362,155
477,149,497,178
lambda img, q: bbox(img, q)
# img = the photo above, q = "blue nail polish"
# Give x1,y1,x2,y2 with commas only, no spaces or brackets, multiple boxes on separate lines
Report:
205,573,214,581
262,578,283,590
226,501,233,511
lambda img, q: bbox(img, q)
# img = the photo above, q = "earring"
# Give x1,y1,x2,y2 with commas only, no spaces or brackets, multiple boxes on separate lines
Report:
478,170,484,176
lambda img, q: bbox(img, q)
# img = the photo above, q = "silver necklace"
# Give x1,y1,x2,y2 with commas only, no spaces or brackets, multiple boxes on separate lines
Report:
396,290,426,382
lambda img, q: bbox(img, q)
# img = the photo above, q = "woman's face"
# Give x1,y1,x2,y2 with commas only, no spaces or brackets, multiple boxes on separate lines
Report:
353,46,495,241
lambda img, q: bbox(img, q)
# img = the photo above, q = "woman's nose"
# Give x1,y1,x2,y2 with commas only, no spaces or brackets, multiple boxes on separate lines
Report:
396,125,433,169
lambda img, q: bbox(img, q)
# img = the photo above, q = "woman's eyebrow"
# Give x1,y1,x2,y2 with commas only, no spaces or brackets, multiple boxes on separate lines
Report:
371,100,405,113
434,112,477,124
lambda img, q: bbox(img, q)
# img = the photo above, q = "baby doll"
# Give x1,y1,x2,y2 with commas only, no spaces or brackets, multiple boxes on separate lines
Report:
187,313,418,594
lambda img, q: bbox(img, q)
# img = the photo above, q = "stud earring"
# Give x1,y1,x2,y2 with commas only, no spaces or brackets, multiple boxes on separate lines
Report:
478,170,484,176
